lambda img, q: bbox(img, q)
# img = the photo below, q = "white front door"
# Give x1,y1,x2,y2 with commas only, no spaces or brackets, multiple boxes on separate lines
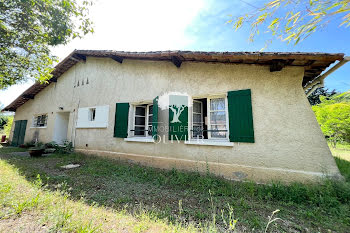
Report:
53,112,70,144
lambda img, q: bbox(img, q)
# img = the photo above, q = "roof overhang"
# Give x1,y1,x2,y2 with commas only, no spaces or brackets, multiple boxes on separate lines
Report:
2,50,344,112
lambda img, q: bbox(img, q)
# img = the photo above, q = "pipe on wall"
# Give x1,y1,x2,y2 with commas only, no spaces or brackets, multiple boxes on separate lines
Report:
304,56,350,97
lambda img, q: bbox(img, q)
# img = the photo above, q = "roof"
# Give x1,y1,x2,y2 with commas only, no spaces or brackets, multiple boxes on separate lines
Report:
3,50,344,112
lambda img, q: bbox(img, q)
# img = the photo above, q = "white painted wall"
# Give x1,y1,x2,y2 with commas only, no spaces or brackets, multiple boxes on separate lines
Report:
9,57,341,182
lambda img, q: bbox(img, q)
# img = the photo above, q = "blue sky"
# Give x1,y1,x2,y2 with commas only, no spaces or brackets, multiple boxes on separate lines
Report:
1,0,349,107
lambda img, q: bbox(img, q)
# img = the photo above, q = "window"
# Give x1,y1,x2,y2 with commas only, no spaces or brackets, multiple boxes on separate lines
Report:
208,98,227,139
76,105,109,129
191,97,228,140
192,100,203,138
132,104,153,137
88,108,96,121
147,105,153,136
32,114,48,127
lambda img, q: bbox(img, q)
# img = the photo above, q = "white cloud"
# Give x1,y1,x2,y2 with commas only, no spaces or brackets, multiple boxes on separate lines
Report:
52,0,206,59
0,81,34,107
1,0,206,106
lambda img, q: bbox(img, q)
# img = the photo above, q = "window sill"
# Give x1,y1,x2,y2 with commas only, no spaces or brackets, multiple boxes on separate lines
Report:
30,126,47,129
185,140,233,147
124,137,155,143
76,126,107,129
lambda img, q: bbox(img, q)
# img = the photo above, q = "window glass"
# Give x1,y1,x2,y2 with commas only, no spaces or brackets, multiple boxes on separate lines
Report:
134,126,144,136
209,98,227,139
193,101,201,113
210,111,226,124
193,125,202,138
211,125,227,138
33,114,47,127
133,105,153,137
88,108,96,121
193,113,201,123
192,100,203,139
135,116,145,125
210,98,225,111
135,107,145,116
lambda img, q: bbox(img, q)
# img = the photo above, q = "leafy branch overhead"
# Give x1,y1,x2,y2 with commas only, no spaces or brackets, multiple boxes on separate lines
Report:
229,0,350,46
0,0,94,89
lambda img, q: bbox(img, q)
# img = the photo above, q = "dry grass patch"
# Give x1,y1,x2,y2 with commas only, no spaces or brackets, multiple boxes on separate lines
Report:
1,145,350,232
0,158,198,233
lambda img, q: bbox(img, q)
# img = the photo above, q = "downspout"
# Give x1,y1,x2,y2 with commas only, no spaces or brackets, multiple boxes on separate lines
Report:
304,56,350,97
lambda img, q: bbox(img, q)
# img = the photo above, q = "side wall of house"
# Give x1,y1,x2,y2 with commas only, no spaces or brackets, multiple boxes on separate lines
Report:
10,57,341,182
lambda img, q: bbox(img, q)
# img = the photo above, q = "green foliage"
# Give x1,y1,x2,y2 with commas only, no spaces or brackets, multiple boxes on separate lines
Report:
334,156,350,182
229,0,350,48
0,115,8,129
51,141,74,154
0,103,11,130
3,115,13,137
313,94,350,147
0,0,94,89
308,87,337,105
331,91,350,103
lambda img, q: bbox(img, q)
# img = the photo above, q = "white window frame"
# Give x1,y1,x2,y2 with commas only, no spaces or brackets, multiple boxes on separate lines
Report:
207,96,229,140
147,105,153,137
31,114,48,128
189,95,229,142
192,100,203,139
131,103,153,138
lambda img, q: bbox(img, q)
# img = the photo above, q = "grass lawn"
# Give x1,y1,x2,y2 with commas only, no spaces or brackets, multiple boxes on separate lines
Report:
0,145,350,232
331,143,350,182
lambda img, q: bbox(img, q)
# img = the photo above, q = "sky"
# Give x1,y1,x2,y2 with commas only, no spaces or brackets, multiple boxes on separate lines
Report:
1,0,349,107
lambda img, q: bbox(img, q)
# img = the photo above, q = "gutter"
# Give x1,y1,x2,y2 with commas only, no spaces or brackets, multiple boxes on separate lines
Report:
304,56,350,97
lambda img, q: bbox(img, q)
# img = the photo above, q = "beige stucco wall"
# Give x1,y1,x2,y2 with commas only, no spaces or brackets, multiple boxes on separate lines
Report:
10,57,341,183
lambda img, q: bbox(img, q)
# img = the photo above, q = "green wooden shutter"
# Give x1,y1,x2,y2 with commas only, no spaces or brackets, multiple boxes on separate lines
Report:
11,120,27,146
169,95,188,141
11,120,21,146
18,120,27,145
152,96,159,138
227,89,255,143
114,103,129,138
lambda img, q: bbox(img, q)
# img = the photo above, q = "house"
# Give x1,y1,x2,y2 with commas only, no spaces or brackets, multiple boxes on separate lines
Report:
3,50,346,183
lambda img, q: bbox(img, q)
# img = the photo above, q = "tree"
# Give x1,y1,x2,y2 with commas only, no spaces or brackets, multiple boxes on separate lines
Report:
0,102,8,129
229,0,350,47
313,95,350,148
3,115,13,137
308,87,337,105
0,0,94,89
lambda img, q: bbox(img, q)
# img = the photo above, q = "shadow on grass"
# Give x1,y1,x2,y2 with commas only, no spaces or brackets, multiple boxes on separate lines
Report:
335,156,350,182
1,150,350,232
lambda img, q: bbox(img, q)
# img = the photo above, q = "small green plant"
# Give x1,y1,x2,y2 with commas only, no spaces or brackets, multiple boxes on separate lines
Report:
30,141,45,150
3,116,13,137
264,209,281,233
52,208,73,230
12,194,40,215
54,141,74,154
45,141,58,148
22,141,35,148
220,204,238,231
76,222,100,233
208,189,217,227
34,174,43,188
